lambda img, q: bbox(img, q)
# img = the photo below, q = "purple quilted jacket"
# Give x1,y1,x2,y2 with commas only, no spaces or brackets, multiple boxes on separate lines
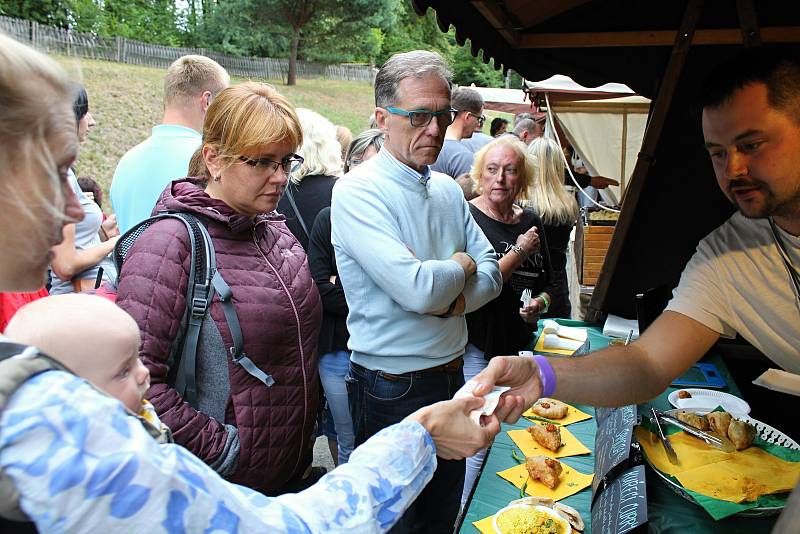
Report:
116,178,321,493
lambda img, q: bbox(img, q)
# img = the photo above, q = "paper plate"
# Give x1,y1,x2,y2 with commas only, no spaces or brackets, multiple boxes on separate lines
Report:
647,413,799,517
667,388,751,415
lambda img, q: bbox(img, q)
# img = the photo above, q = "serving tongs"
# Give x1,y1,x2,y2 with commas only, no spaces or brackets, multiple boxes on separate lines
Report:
653,408,736,453
650,407,679,465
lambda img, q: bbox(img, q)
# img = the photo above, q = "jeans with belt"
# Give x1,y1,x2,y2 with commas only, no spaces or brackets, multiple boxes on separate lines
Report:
347,358,465,534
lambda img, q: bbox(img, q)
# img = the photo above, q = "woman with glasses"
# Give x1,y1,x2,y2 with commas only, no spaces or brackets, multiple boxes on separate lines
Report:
306,128,384,466
115,82,323,495
460,135,554,507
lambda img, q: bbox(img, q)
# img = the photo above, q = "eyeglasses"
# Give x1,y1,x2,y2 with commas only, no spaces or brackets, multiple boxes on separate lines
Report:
239,154,304,176
465,111,486,127
384,106,457,128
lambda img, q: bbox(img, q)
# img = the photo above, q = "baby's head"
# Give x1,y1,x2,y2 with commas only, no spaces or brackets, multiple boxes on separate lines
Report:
6,294,149,412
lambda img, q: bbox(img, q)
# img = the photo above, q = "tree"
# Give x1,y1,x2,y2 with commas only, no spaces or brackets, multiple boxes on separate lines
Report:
249,0,395,85
0,0,72,27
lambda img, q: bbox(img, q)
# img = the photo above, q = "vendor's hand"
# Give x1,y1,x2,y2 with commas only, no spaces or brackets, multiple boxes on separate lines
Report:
516,226,540,256
589,176,619,189
472,357,542,424
451,251,477,278
406,396,501,460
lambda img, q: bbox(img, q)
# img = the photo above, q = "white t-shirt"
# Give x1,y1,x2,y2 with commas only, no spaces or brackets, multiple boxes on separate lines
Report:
666,212,800,373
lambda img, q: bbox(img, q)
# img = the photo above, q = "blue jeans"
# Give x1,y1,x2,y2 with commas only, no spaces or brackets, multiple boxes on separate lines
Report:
318,351,355,463
347,360,465,534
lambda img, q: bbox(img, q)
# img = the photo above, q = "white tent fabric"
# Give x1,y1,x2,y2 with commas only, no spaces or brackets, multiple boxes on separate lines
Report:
553,97,650,201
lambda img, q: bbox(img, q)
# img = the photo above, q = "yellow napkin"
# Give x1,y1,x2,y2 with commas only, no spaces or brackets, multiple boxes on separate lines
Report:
534,333,577,355
522,404,592,426
508,426,591,459
635,427,800,503
472,516,495,534
497,462,593,501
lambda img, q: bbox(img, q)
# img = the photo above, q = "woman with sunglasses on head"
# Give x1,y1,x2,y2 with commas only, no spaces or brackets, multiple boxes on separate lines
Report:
307,128,384,466
115,82,323,495
48,84,120,294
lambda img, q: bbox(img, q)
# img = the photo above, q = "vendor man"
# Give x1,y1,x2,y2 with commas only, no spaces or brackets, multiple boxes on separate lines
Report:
476,50,800,418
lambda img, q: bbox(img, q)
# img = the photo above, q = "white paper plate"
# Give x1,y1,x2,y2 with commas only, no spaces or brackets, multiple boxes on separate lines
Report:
667,388,751,415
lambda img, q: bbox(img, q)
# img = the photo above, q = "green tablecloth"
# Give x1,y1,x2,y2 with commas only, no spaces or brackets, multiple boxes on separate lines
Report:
458,320,779,533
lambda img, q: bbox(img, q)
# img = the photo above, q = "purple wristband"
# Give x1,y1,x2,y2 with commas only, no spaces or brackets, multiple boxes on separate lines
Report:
532,355,556,397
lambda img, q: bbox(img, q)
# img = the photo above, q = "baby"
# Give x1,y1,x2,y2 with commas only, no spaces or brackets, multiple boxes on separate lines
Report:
5,293,170,442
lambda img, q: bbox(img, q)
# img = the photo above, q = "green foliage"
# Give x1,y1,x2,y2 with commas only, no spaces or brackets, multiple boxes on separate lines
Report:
0,0,505,87
0,0,72,27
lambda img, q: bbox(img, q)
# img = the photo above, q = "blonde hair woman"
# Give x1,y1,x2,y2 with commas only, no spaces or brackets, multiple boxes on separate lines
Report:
116,82,323,495
521,136,579,318
277,107,343,249
461,135,554,507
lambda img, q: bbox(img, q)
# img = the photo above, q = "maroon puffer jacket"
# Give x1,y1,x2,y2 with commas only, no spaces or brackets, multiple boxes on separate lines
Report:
116,178,321,493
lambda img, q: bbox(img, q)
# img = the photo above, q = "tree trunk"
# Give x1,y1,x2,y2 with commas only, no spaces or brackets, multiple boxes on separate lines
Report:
287,30,299,86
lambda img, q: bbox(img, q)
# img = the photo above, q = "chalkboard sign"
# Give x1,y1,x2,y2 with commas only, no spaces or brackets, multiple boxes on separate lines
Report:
592,405,638,497
591,465,648,534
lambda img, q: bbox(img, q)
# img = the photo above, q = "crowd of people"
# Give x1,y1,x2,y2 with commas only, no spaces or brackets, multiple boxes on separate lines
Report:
1,30,799,533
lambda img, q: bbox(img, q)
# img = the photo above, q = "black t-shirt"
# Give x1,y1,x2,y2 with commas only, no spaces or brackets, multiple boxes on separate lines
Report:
466,204,553,358
277,175,337,250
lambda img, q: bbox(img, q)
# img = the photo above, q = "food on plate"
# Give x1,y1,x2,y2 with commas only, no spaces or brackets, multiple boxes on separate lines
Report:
675,409,710,430
494,505,570,534
504,497,583,532
677,390,692,399
528,423,563,452
553,503,584,532
706,411,733,437
532,398,569,419
526,455,563,489
728,419,756,451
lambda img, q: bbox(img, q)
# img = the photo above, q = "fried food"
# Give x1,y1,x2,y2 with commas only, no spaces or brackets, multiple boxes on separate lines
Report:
553,503,584,532
525,455,563,489
532,398,569,419
728,419,756,451
677,390,692,399
675,409,710,430
528,423,562,452
707,411,733,437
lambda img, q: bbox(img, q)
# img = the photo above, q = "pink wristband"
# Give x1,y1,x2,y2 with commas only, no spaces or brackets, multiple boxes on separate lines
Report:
532,355,556,397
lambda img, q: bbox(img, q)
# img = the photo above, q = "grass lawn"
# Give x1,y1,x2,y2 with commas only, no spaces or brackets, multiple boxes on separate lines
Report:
55,56,378,205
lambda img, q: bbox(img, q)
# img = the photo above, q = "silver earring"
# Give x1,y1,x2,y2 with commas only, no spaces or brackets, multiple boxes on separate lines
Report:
213,175,221,182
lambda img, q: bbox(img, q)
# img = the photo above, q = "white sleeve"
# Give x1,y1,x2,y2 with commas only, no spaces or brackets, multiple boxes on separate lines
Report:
0,371,437,533
665,241,737,338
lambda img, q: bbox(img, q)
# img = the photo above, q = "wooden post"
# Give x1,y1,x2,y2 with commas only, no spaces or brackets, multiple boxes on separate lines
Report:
587,0,705,322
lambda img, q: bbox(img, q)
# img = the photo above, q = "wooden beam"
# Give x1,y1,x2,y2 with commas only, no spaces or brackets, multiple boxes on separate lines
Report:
518,27,800,48
511,0,594,28
471,1,519,46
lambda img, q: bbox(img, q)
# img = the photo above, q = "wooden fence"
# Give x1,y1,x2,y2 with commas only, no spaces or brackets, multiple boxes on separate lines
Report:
0,15,376,84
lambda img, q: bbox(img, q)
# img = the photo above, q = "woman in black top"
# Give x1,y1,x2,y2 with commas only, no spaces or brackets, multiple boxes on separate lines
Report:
277,108,343,249
307,129,383,465
461,135,553,506
521,137,580,319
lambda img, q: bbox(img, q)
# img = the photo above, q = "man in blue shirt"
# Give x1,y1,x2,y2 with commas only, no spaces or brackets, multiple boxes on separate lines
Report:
431,86,486,178
110,55,229,233
331,50,502,533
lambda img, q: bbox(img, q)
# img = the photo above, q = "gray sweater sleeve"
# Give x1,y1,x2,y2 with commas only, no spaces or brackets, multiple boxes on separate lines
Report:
208,424,240,477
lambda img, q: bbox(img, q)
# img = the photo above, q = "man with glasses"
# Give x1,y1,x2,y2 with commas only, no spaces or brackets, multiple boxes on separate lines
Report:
431,87,486,179
331,50,502,533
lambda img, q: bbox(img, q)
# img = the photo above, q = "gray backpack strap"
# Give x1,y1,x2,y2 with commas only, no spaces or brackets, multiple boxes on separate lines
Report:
0,343,69,522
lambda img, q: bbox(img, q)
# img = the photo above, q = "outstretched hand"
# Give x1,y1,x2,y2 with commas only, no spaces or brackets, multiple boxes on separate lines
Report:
472,356,542,423
406,396,501,460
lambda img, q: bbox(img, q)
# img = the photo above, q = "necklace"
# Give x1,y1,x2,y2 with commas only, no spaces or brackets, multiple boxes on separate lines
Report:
768,217,800,311
478,197,517,224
